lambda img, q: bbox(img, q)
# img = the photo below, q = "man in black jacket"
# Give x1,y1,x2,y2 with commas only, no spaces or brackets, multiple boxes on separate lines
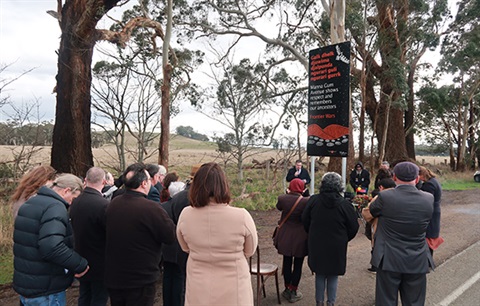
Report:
70,167,110,306
286,160,311,196
105,163,175,306
13,173,89,305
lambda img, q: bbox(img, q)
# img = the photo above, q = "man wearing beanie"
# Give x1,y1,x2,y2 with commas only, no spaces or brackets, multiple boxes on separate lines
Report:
366,161,434,306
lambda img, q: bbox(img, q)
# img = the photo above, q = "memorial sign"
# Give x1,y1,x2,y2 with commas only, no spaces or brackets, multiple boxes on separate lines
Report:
307,42,351,157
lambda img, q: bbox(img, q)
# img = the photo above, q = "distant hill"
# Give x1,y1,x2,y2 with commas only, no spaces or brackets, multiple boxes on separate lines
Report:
169,134,217,150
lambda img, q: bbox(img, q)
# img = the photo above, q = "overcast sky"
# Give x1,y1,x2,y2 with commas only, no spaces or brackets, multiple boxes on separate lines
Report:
0,1,455,142
0,0,247,138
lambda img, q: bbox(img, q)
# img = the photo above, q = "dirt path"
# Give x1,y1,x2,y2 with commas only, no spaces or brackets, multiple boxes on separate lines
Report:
1,189,479,305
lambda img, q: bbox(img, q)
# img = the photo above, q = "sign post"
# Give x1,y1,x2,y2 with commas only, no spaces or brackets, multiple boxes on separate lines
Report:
307,42,351,190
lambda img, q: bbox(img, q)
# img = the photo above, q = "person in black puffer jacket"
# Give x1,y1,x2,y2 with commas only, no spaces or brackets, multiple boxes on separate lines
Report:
13,173,89,305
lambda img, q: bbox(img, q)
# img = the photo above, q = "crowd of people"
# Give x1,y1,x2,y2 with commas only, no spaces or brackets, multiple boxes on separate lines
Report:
10,158,441,306
277,159,442,306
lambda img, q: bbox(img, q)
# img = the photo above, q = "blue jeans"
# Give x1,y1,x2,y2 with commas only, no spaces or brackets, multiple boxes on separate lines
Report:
315,274,338,303
20,291,66,306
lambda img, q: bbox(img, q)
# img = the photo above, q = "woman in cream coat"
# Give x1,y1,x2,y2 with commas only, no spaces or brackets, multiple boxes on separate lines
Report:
177,162,258,306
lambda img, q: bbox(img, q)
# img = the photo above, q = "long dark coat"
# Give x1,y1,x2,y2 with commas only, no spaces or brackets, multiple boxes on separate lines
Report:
275,193,309,257
421,177,442,238
69,187,109,281
302,192,359,275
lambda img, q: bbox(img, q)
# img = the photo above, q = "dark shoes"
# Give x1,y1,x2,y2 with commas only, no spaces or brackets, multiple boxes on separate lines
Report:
368,265,377,273
282,288,304,303
288,290,303,303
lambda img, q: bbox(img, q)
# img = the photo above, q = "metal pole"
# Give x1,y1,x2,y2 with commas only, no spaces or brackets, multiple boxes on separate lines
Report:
310,156,316,194
342,157,347,190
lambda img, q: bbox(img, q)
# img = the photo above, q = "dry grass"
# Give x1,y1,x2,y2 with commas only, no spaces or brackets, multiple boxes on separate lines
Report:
0,183,14,253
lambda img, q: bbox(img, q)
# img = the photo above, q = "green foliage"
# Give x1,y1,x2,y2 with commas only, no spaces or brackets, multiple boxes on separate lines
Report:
0,252,13,285
0,121,54,146
227,168,283,210
0,164,14,179
214,133,234,153
175,126,209,141
415,144,449,156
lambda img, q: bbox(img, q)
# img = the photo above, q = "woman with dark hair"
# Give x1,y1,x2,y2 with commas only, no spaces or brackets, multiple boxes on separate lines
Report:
419,166,443,255
176,162,258,306
275,178,309,303
160,172,180,202
302,172,359,306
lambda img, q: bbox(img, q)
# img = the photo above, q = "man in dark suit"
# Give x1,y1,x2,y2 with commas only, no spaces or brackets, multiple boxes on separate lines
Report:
105,163,175,306
367,161,434,306
286,160,311,196
70,167,110,306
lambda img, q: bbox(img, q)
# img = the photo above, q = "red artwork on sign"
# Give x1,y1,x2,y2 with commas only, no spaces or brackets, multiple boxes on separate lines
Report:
308,124,349,140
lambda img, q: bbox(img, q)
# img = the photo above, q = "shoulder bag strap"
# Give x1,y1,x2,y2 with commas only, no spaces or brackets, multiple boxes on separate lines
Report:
278,195,303,229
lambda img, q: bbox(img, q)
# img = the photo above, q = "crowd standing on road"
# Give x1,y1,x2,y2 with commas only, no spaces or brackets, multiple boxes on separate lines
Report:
10,158,442,306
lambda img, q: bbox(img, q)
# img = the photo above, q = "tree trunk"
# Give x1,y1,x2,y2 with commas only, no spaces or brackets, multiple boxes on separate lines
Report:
160,64,172,168
373,0,409,163
327,0,355,174
51,0,120,177
51,2,96,176
468,96,476,170
158,0,173,169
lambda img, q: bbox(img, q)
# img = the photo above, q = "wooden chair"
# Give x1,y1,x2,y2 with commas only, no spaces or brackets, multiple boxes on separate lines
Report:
249,245,281,305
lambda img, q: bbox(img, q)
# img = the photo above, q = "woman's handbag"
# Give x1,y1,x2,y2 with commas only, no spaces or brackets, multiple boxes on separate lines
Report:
272,196,303,247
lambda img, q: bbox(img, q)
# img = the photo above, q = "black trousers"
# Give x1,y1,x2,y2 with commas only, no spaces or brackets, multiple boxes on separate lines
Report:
163,261,186,306
78,280,109,306
108,282,156,306
375,269,427,306
282,256,305,289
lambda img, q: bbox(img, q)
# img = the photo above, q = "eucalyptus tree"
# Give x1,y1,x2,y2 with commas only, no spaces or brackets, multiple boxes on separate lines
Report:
49,0,188,176
92,2,203,171
198,58,277,180
418,0,480,171
92,55,162,171
177,0,450,163
417,85,462,169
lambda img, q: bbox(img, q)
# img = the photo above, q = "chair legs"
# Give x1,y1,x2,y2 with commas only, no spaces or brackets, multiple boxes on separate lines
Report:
255,271,281,305
274,270,281,304
261,275,266,297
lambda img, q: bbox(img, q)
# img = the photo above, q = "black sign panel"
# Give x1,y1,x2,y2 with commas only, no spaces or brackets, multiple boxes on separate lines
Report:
307,42,351,157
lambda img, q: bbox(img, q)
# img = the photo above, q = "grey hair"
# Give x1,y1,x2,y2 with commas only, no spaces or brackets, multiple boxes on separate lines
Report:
320,172,344,193
168,181,186,198
52,173,84,193
158,165,167,175
86,167,106,184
